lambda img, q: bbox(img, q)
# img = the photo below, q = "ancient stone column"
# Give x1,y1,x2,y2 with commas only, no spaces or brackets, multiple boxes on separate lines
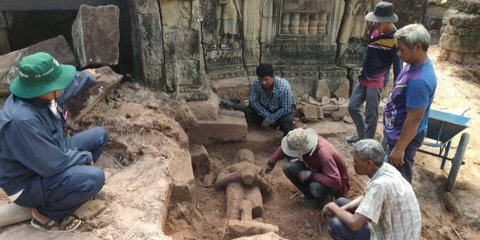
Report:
318,13,328,33
281,13,290,34
309,13,319,34
289,13,300,34
299,13,309,34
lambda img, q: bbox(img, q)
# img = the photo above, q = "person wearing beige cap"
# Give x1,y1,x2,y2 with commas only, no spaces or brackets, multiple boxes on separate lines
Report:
264,128,350,206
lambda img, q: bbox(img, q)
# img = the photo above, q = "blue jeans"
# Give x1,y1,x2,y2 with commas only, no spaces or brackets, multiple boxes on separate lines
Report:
328,198,370,240
386,131,425,183
244,105,294,136
282,161,334,203
14,127,108,222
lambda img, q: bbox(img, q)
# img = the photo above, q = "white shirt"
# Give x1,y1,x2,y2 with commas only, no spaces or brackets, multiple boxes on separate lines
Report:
356,163,421,240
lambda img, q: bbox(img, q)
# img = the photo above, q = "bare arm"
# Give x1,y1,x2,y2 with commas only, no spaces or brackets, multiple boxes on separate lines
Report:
324,201,369,231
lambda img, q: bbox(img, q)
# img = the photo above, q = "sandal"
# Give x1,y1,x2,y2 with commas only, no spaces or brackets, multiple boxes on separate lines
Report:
31,216,82,232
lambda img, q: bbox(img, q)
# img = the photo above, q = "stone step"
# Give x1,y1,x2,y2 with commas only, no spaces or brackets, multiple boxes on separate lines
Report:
188,115,248,145
211,77,251,100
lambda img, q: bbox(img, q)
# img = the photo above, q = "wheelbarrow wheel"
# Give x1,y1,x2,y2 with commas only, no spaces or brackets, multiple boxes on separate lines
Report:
446,132,469,191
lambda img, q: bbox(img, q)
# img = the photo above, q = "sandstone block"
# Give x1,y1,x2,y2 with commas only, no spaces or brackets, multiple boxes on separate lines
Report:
72,5,120,67
212,77,251,100
449,13,480,28
456,0,480,15
331,106,348,121
333,80,350,99
64,66,123,122
301,104,320,123
188,115,248,145
440,32,480,53
0,35,75,85
225,219,279,239
186,92,220,121
189,144,210,177
315,79,330,100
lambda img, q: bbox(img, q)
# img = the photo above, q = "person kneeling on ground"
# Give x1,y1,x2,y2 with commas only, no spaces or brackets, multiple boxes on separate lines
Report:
322,139,421,240
264,128,350,206
0,52,107,232
244,63,295,136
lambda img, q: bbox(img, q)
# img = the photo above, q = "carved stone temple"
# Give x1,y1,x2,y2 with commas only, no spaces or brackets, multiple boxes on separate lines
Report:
128,0,380,101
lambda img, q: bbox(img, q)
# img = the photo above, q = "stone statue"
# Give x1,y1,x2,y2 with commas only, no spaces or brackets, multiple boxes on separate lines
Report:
215,0,242,43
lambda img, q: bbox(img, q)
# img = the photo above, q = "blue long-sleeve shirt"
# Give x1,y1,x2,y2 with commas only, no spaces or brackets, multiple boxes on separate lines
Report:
248,76,295,125
0,71,97,196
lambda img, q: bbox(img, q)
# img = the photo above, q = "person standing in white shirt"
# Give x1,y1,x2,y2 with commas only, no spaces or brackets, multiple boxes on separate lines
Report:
322,139,421,240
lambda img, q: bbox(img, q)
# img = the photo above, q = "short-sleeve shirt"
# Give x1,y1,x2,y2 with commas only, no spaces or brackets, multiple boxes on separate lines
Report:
383,59,437,143
355,163,421,240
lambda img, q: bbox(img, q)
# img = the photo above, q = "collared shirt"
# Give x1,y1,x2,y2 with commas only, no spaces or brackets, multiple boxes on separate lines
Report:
248,76,295,125
269,136,350,195
356,163,421,240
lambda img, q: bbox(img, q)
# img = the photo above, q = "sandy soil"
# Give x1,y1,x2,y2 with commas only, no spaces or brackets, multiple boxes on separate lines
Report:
165,45,480,240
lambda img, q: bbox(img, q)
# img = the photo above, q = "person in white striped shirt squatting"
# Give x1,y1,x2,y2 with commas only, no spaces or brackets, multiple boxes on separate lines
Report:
322,139,421,240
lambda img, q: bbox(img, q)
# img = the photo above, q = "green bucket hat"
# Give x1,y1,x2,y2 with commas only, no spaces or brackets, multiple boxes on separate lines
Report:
9,52,76,99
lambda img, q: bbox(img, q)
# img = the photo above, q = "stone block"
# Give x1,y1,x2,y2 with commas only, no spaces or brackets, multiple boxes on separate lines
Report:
225,219,279,239
440,32,480,53
333,80,350,99
331,105,348,121
212,77,251,100
131,0,165,89
171,152,195,202
186,91,220,121
64,66,123,122
164,29,206,100
72,5,120,67
0,35,76,85
189,144,211,178
449,13,480,28
0,203,32,228
300,104,321,123
188,115,248,145
456,0,480,15
315,79,331,100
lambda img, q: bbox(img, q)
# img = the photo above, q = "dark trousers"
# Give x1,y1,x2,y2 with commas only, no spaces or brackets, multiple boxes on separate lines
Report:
244,105,294,136
328,198,370,240
348,81,382,139
282,161,334,204
15,127,108,222
386,131,425,183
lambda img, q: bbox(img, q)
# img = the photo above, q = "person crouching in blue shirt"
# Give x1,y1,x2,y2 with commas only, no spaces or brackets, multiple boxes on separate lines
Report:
244,63,295,136
0,52,107,232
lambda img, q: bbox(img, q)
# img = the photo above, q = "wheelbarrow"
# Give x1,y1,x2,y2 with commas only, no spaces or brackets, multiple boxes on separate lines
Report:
418,108,471,191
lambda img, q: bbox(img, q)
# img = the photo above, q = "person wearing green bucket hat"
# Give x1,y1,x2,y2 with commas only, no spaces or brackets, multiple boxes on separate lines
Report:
0,52,107,232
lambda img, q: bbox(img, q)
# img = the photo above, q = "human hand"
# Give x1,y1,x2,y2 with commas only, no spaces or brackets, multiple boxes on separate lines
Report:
299,170,311,183
85,68,101,79
389,146,405,167
321,202,335,219
263,161,275,174
261,119,270,129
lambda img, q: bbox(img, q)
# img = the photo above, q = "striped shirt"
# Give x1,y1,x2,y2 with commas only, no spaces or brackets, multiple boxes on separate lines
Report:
356,163,421,240
248,76,295,125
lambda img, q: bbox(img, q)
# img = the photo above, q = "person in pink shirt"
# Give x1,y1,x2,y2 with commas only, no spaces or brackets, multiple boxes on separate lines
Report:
264,128,350,206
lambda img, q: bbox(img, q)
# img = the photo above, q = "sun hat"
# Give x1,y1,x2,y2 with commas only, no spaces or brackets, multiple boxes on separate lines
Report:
365,2,398,23
281,128,318,158
9,52,76,99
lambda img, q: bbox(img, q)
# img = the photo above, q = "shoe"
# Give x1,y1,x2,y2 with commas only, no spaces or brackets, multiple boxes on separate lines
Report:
344,135,360,144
